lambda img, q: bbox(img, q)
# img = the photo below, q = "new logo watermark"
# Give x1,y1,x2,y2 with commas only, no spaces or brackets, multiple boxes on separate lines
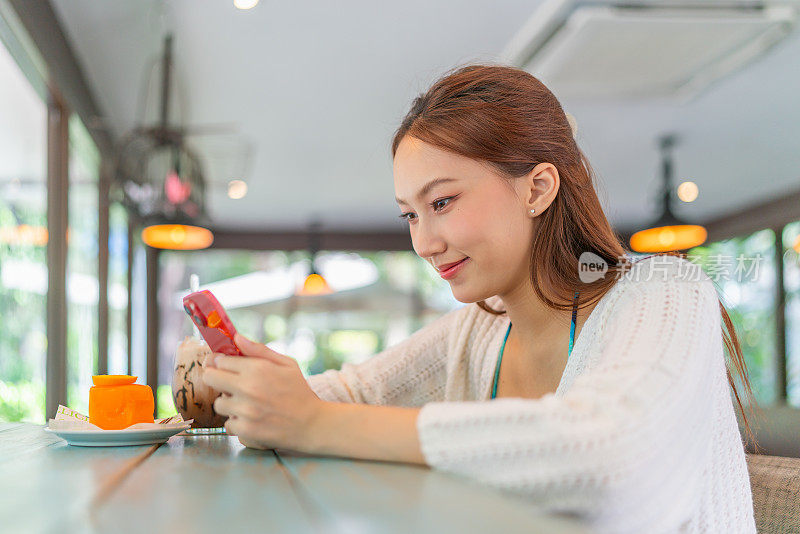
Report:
577,252,766,283
578,252,608,283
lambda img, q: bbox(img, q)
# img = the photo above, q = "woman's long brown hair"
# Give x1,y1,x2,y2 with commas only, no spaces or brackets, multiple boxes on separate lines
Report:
391,63,760,450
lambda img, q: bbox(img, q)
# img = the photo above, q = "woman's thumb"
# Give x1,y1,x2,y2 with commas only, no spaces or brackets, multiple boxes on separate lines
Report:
234,333,294,365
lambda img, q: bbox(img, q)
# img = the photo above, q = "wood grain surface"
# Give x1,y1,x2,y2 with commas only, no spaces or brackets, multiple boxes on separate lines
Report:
0,423,590,534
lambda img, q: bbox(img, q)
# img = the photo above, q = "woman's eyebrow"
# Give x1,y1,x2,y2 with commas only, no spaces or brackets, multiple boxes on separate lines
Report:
395,177,458,206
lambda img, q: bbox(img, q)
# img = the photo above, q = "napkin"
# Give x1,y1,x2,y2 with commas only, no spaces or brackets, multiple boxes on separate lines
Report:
47,404,193,431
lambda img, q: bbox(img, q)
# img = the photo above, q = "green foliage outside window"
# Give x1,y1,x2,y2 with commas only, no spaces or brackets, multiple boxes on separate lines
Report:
0,34,48,423
782,222,800,407
688,229,777,405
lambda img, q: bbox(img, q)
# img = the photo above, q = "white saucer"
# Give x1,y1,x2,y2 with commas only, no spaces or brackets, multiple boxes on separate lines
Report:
44,423,191,447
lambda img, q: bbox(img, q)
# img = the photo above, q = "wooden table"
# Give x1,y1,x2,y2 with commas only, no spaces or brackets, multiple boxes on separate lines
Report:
0,422,590,533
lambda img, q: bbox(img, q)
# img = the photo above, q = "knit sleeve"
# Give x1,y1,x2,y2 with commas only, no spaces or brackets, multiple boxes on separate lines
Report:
305,305,464,407
416,262,722,530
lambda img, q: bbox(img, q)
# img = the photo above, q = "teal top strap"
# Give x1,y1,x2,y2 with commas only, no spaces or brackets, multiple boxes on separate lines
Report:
491,323,512,400
568,290,579,356
491,291,580,400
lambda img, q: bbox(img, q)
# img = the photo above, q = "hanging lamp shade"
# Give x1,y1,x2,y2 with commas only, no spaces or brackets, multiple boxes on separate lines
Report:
119,141,214,250
295,221,334,296
112,35,214,251
1,205,50,246
630,134,707,253
0,224,49,246
298,271,334,296
629,206,707,252
141,223,213,250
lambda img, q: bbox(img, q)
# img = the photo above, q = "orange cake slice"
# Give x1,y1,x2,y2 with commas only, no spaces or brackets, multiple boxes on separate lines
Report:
88,375,155,430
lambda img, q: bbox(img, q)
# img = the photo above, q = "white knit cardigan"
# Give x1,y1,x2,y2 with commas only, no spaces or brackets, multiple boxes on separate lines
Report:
306,255,756,533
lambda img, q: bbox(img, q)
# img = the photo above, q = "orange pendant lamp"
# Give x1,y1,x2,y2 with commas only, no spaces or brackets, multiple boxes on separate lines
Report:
630,134,707,253
299,269,333,296
141,223,213,250
0,198,49,246
0,224,49,246
296,221,333,296
140,153,213,250
136,155,214,250
115,35,214,251
139,152,213,250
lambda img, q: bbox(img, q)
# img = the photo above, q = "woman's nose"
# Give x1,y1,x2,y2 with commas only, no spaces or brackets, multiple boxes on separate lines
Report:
411,219,446,259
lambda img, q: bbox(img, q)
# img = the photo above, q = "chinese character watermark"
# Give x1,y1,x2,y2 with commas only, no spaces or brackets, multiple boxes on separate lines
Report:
577,252,766,283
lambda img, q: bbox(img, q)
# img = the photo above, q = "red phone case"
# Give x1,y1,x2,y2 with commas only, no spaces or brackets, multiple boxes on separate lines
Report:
182,290,243,355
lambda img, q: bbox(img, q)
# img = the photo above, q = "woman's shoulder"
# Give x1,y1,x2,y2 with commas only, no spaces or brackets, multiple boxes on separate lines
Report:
620,254,715,293
606,254,720,322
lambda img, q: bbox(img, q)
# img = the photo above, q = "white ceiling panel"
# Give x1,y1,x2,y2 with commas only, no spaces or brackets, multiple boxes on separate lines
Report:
50,0,800,235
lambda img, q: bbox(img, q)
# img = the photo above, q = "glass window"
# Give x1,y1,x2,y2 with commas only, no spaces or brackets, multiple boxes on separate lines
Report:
688,229,777,405
0,37,47,423
108,203,128,375
156,249,460,418
782,222,800,407
66,116,100,414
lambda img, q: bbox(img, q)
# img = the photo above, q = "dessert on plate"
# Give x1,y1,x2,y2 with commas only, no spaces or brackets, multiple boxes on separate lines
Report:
88,375,154,430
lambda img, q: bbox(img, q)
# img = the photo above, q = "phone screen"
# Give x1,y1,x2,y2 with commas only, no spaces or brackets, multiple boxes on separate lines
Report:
182,290,243,355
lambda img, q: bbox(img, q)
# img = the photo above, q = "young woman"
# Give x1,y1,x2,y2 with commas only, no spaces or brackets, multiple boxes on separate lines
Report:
203,64,758,533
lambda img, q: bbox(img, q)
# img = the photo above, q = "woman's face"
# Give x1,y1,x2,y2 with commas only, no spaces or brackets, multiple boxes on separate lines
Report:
393,136,552,303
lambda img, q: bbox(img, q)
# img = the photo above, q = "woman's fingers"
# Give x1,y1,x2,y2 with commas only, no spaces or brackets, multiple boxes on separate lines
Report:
201,352,217,368
213,354,253,373
234,333,296,366
202,366,240,394
214,394,263,420
203,341,324,452
223,417,237,436
213,393,232,416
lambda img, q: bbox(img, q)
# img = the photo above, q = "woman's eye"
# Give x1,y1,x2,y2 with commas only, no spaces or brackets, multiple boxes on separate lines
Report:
432,197,452,211
398,197,455,223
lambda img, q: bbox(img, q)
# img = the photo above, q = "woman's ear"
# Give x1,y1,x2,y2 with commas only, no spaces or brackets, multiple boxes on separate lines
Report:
522,162,560,216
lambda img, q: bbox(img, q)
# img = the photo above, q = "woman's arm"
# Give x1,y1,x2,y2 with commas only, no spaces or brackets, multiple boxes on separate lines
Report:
202,310,454,463
204,339,427,464
305,402,426,465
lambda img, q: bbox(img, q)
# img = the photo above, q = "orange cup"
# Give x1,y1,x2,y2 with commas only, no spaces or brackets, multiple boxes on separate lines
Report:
88,375,155,430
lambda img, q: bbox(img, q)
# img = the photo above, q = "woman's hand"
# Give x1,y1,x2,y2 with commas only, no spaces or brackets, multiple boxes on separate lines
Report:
202,332,325,451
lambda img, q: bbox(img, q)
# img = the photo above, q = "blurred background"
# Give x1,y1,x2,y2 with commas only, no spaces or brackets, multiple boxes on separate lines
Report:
1,0,799,456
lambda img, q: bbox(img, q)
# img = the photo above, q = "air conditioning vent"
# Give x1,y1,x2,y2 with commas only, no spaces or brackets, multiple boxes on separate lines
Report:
502,1,797,101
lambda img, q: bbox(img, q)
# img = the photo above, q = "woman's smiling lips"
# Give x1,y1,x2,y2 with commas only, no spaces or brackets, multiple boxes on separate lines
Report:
436,257,469,280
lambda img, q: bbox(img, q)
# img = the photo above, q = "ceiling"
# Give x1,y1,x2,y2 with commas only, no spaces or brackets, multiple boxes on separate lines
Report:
49,0,800,235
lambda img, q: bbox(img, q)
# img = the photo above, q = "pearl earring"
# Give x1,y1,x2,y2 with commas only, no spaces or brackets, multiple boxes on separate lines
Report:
530,208,536,215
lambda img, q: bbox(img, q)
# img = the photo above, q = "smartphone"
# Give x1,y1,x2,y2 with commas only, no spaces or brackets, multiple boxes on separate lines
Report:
182,290,243,355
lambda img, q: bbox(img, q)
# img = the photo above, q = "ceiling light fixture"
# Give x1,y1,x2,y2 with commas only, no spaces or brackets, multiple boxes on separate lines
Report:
677,181,699,203
227,179,248,199
141,224,213,250
0,224,49,246
234,0,259,10
297,221,333,296
114,35,214,251
630,135,707,253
